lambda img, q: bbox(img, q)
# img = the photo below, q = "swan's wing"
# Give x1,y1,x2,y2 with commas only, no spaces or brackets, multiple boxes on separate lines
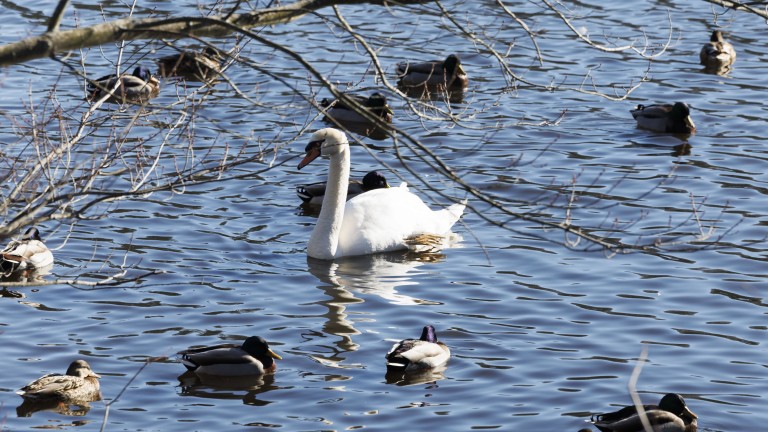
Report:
338,187,464,257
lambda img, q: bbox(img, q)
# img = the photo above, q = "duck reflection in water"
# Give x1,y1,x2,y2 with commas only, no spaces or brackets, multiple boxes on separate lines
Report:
1,262,53,286
304,252,448,368
16,398,94,418
385,364,447,386
177,371,278,405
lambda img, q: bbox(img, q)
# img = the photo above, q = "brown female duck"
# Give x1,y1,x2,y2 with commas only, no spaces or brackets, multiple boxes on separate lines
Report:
17,360,101,403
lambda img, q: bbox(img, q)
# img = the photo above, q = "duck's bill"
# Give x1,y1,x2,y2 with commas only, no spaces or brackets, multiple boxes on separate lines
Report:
685,117,696,132
268,349,283,360
682,405,698,419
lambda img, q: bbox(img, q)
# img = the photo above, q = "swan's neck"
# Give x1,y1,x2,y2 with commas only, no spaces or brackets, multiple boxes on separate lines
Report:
308,146,349,259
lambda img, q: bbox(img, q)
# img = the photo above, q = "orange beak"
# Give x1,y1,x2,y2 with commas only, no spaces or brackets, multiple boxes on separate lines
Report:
298,142,322,169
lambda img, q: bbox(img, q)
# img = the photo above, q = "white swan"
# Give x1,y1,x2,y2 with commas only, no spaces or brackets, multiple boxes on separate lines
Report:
297,128,465,260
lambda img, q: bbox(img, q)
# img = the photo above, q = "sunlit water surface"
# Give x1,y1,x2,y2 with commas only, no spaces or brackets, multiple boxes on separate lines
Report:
1,1,767,431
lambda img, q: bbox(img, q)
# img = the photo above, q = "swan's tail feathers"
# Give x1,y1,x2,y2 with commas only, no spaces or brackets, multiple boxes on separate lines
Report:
405,233,448,253
448,202,466,220
438,201,466,231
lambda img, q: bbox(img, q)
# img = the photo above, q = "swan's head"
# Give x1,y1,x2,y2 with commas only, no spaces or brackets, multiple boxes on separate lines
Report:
297,128,349,169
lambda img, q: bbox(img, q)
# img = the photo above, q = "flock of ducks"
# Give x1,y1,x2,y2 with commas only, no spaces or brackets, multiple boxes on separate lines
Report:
7,28,735,430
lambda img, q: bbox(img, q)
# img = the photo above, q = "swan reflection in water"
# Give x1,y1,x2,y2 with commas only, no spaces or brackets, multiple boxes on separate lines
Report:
305,251,450,369
177,371,278,405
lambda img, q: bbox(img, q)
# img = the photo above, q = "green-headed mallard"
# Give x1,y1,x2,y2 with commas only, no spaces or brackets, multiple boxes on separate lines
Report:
297,128,465,259
1,227,53,275
297,170,390,207
179,336,282,376
385,325,450,372
590,393,698,432
630,102,696,134
396,54,469,93
157,47,223,82
17,360,102,403
87,66,160,104
700,30,736,72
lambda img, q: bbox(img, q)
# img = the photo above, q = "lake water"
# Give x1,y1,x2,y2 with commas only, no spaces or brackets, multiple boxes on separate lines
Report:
1,1,766,431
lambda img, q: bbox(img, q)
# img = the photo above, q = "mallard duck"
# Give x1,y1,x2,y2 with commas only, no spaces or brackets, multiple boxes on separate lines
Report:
590,393,698,432
396,54,469,93
157,47,223,81
321,93,393,125
179,336,282,376
630,102,696,134
700,30,736,71
297,129,465,259
319,93,394,140
297,170,390,207
1,227,54,275
385,325,450,372
87,66,160,104
17,360,102,403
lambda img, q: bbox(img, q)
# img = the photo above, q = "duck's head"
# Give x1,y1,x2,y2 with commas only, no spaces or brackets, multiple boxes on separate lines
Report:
710,30,725,43
419,325,438,343
132,66,152,81
297,128,348,169
658,393,697,420
201,46,224,60
22,227,42,241
242,336,282,361
443,54,466,77
362,171,390,191
366,93,394,114
670,102,696,132
66,360,101,379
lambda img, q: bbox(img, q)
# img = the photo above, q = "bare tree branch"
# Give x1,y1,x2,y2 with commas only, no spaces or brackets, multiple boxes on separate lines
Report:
702,0,768,19
0,0,433,66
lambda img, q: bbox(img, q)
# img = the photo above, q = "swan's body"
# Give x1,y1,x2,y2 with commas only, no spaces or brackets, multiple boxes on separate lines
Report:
630,102,695,134
17,360,101,402
590,393,698,432
297,128,465,260
87,66,160,104
297,170,390,207
386,325,450,372
179,336,282,376
700,30,735,73
1,227,53,275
